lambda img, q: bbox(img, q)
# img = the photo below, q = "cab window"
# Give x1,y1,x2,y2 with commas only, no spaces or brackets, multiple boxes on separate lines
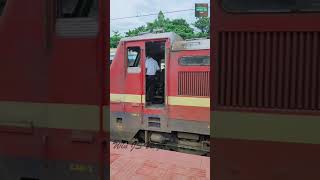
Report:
127,47,141,67
0,0,6,16
55,0,98,37
57,0,98,18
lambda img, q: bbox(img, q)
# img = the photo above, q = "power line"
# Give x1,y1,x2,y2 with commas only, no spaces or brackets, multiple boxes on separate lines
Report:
111,9,193,20
111,7,210,21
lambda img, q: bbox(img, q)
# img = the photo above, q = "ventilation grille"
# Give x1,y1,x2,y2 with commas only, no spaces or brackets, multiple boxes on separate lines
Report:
217,31,320,111
56,18,98,37
178,72,210,97
148,117,160,128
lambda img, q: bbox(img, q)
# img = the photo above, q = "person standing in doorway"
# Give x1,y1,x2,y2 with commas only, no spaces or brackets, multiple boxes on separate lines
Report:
145,54,160,105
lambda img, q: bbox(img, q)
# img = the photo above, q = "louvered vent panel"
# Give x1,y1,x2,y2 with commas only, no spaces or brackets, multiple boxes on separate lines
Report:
56,18,98,37
217,31,320,111
178,72,210,97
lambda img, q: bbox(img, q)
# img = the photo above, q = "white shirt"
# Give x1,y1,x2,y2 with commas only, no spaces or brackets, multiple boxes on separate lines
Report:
145,57,160,75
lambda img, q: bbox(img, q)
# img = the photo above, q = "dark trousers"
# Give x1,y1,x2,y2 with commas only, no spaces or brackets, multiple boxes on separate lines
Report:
146,75,155,102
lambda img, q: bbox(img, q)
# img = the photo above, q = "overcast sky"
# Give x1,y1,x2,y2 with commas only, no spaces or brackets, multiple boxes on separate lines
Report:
110,0,210,36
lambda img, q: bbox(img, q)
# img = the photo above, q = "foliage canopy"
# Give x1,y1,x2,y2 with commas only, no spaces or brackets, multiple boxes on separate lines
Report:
110,11,210,48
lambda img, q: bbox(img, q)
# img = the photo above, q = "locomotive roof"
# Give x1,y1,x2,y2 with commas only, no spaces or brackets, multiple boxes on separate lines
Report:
172,39,210,51
120,32,210,51
120,32,183,43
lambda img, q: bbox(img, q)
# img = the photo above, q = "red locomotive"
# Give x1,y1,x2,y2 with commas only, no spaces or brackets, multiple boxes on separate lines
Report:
110,32,210,155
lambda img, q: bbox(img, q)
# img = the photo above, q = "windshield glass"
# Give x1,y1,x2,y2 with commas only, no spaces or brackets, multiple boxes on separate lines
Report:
0,0,6,15
222,0,320,12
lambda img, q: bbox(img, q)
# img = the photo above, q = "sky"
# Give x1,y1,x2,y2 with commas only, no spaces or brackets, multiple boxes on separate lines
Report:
110,0,210,36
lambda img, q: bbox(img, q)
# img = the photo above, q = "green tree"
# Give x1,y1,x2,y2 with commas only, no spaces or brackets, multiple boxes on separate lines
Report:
165,19,195,39
112,11,210,47
193,17,210,38
110,31,123,48
125,11,195,39
152,11,169,29
125,26,148,37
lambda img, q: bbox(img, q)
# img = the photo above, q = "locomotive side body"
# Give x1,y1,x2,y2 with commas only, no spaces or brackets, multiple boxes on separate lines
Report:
212,0,320,179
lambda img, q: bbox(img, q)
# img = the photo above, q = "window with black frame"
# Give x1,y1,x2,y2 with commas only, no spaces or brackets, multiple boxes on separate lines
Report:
127,47,141,68
179,56,210,66
0,0,6,16
221,0,320,12
55,0,99,37
57,0,98,18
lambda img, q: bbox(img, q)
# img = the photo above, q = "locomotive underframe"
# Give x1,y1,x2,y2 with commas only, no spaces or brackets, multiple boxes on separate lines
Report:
110,112,210,156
